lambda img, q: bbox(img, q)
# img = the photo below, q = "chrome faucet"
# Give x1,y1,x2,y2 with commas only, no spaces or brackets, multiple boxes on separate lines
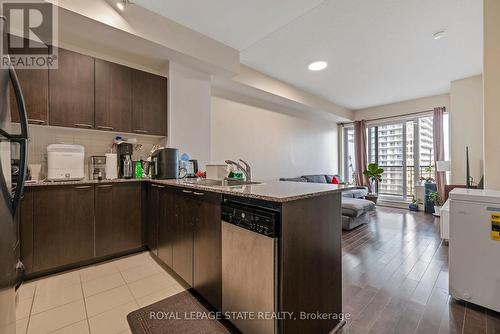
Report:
225,159,252,181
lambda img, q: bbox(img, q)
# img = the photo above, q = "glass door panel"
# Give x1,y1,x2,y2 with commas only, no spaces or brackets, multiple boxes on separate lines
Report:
377,123,404,197
406,121,415,198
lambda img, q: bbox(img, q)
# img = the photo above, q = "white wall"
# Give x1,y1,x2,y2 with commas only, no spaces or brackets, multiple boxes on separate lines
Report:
168,62,212,167
353,94,450,121
450,75,483,185
484,0,500,190
211,96,338,181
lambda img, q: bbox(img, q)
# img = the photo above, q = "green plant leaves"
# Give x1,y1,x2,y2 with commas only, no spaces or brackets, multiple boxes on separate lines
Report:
363,163,384,180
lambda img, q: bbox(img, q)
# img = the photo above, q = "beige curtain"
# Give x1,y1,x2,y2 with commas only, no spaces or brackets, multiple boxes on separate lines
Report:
354,120,369,188
433,107,446,201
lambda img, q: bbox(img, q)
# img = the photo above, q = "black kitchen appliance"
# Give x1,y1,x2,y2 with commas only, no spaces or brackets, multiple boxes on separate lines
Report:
0,59,29,333
187,159,198,178
117,143,133,179
151,148,179,179
221,196,280,238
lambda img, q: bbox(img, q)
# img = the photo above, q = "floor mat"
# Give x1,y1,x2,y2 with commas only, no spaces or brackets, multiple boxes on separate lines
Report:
127,291,236,334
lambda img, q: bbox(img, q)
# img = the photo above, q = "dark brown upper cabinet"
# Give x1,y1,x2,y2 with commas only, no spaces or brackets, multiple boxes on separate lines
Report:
49,48,94,129
131,69,167,136
95,59,132,133
9,68,49,125
8,35,49,125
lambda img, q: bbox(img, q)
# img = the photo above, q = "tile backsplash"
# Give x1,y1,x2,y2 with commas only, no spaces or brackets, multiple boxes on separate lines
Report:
25,125,166,180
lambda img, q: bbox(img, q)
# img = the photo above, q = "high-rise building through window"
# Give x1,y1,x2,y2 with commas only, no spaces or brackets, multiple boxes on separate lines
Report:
343,113,448,201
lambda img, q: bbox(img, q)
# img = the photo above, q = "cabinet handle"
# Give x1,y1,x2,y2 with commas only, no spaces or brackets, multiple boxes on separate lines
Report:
75,185,92,189
97,125,114,131
74,123,93,129
28,119,45,125
182,190,193,194
193,192,204,196
96,184,113,188
133,129,148,134
156,185,165,189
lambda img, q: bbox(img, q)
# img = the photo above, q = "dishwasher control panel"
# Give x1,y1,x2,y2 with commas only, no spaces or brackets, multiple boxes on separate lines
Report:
221,199,279,238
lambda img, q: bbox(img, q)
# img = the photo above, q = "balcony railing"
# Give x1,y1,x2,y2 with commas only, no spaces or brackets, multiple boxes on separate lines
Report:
377,165,435,198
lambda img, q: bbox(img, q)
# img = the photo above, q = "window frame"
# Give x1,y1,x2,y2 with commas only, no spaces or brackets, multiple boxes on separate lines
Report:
342,111,448,201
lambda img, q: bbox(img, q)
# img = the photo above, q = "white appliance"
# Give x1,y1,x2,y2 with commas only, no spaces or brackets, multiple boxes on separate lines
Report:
47,144,85,181
206,164,228,180
440,199,450,240
449,188,500,312
105,153,118,180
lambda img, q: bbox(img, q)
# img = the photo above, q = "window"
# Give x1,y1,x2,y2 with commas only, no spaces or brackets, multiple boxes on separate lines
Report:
343,113,449,201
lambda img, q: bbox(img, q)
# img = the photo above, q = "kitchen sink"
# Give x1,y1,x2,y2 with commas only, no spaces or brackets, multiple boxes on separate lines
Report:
183,178,262,187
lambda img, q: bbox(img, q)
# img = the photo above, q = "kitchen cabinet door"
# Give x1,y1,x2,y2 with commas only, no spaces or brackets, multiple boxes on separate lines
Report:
95,59,132,132
49,48,94,129
147,184,159,256
131,70,167,136
95,183,142,257
33,185,94,272
158,186,175,267
8,35,48,125
193,192,222,309
171,190,195,286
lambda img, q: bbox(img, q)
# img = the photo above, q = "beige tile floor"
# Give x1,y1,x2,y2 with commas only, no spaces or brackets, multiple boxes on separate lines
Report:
16,252,185,334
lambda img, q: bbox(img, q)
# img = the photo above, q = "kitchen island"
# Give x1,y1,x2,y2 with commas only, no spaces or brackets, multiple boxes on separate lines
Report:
150,179,346,334
20,179,348,333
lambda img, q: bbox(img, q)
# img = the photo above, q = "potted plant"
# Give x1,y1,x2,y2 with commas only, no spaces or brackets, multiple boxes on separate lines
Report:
419,165,435,184
363,163,384,204
426,191,442,215
409,195,421,211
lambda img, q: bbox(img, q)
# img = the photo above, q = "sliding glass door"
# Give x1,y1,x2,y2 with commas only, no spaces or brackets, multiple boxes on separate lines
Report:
367,115,436,200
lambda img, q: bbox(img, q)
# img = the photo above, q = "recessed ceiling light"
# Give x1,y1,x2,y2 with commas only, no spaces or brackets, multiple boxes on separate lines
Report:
433,30,446,40
308,61,328,71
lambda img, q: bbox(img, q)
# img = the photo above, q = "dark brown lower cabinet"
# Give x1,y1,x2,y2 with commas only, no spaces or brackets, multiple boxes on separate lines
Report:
147,184,160,256
158,186,175,267
193,192,222,310
95,183,142,257
155,187,222,306
172,192,195,286
33,185,94,272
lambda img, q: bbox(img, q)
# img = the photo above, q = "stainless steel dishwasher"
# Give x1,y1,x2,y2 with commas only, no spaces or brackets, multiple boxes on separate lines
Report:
221,196,280,334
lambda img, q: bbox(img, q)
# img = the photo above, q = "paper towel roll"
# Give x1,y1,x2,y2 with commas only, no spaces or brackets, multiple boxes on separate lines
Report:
105,153,118,180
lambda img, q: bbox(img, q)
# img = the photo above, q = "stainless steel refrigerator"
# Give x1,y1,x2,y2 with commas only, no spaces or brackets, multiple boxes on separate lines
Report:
0,63,29,332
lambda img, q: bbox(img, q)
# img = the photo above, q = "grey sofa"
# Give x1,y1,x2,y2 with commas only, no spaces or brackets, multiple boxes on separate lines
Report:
280,174,375,230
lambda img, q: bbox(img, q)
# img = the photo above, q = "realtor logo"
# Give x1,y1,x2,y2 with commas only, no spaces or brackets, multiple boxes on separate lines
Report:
1,0,58,69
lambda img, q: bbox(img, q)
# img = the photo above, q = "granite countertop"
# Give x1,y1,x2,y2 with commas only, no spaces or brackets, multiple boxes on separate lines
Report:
24,178,355,203
152,179,351,203
24,178,144,187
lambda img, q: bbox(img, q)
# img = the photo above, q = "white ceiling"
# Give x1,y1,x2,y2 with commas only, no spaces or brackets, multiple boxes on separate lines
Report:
134,0,325,50
135,0,483,110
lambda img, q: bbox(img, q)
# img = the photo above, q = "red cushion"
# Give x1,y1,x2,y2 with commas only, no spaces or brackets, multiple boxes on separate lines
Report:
331,176,340,184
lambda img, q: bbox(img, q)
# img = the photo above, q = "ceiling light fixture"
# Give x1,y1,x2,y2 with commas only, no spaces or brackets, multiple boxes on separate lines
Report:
308,61,328,71
116,0,133,11
433,30,446,40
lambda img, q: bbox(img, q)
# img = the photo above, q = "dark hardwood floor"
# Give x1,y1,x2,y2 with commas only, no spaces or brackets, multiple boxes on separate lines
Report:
340,207,500,334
